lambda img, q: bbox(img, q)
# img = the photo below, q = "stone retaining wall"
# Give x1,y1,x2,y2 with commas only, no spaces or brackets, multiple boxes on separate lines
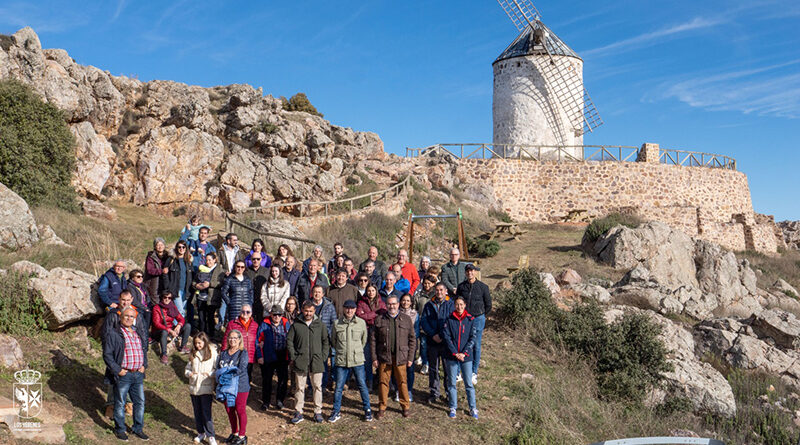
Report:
455,144,782,253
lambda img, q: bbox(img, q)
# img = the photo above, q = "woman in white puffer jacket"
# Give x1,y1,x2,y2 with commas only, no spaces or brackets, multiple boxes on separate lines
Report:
261,265,290,314
185,332,218,445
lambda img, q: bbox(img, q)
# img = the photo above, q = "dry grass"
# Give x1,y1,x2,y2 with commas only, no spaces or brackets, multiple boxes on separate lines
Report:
739,249,800,292
0,202,225,274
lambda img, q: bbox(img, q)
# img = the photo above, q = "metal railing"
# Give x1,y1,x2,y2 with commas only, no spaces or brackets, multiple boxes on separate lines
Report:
239,175,411,219
405,143,736,170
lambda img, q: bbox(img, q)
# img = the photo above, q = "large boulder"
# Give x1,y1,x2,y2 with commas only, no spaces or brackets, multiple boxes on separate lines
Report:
750,309,800,349
27,267,101,329
0,335,25,369
80,198,117,221
70,122,115,198
0,182,39,250
594,222,697,289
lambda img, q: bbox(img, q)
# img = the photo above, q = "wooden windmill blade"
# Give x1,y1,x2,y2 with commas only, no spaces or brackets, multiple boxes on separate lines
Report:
496,0,541,32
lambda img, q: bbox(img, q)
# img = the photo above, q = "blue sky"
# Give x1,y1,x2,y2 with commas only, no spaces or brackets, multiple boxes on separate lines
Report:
1,0,798,219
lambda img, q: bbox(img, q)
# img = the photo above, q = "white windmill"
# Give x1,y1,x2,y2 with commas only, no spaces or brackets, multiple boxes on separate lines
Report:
493,0,603,159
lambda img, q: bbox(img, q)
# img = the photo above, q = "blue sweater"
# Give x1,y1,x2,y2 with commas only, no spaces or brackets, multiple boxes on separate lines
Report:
216,349,250,394
420,298,454,339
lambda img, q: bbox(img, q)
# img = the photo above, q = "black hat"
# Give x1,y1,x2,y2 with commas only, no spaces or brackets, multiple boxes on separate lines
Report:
343,300,357,309
269,305,284,315
465,263,480,271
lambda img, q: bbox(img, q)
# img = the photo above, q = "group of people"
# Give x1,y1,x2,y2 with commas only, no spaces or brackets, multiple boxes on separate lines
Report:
98,215,492,444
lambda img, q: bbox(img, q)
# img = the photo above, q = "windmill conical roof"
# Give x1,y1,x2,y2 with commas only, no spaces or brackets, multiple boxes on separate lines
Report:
494,20,580,63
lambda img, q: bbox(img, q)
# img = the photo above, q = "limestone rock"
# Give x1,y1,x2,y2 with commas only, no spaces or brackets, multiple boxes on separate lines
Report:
249,220,307,251
556,268,582,286
37,224,69,247
70,121,115,198
772,279,799,298
594,221,697,289
611,307,736,417
0,182,39,250
134,126,224,205
751,309,800,350
10,260,48,277
570,283,611,304
778,220,800,250
538,273,560,296
27,268,101,329
0,335,25,369
80,199,117,220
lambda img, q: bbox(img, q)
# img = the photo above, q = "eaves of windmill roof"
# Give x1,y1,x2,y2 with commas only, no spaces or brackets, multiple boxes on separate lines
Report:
494,20,580,63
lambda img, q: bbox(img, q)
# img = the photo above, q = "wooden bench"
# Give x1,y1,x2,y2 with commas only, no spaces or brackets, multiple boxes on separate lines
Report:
507,254,529,274
490,222,528,241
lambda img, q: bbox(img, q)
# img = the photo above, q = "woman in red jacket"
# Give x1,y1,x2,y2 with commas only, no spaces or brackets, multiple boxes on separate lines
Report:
222,303,259,383
356,284,386,390
151,290,192,364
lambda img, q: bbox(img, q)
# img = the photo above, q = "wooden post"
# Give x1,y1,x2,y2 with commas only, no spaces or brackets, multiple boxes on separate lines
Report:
369,194,373,207
325,203,328,216
350,200,354,212
405,212,414,264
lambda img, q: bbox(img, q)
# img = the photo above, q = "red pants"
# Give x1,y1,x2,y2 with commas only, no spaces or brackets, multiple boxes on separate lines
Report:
225,392,248,436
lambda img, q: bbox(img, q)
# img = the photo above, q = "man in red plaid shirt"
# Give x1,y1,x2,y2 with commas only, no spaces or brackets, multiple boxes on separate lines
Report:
103,307,150,441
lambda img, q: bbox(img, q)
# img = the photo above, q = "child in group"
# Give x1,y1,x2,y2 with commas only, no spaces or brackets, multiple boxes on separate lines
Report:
185,332,218,445
181,215,203,242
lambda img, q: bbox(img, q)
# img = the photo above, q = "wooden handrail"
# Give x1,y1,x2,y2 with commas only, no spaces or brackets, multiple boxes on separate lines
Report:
239,175,411,217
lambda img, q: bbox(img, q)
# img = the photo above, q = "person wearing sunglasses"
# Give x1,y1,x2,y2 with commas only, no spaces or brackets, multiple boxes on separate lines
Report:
222,304,258,383
151,290,192,364
162,241,193,319
220,260,254,326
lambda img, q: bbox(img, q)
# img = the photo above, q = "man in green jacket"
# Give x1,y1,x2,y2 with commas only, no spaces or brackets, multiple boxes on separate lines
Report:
328,300,372,423
440,247,467,297
288,300,330,424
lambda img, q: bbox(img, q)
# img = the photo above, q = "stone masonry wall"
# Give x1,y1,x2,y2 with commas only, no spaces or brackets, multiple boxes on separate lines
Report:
455,152,780,253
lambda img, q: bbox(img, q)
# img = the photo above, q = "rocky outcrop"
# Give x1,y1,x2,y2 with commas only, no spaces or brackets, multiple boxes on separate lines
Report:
0,335,25,369
694,309,800,389
80,198,117,220
0,27,386,212
595,222,762,320
777,220,800,250
0,182,39,250
27,266,101,329
606,306,736,417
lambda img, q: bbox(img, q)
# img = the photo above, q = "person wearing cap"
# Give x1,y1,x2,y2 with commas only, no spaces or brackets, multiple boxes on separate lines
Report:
256,305,291,411
328,299,372,423
456,263,491,385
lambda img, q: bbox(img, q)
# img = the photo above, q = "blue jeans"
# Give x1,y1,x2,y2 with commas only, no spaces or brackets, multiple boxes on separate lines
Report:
445,359,476,412
332,365,371,415
174,290,186,316
472,314,486,375
363,343,373,386
217,301,227,329
114,371,145,434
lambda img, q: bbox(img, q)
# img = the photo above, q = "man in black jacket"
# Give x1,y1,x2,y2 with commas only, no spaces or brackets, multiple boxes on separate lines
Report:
245,252,270,321
295,259,329,305
103,307,149,441
455,264,491,386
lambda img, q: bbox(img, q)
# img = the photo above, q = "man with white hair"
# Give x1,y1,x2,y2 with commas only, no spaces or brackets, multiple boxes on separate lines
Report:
98,260,128,310
394,249,420,295
359,246,388,278
441,248,467,297
379,272,403,302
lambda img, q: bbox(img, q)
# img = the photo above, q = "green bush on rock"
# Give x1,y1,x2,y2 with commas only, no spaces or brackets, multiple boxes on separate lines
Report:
0,79,77,211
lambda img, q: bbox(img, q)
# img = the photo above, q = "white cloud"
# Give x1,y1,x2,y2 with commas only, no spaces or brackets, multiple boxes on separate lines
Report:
659,60,800,118
582,17,723,57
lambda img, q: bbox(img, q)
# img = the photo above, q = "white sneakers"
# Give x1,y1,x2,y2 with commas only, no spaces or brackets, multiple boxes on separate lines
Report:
471,373,478,385
456,373,463,383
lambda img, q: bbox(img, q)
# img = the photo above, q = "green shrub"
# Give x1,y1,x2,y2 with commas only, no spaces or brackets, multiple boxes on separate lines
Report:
583,213,642,244
497,268,671,403
0,80,77,211
280,93,323,117
171,205,187,217
256,120,278,134
309,211,403,263
467,236,501,257
0,272,47,335
490,209,513,223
